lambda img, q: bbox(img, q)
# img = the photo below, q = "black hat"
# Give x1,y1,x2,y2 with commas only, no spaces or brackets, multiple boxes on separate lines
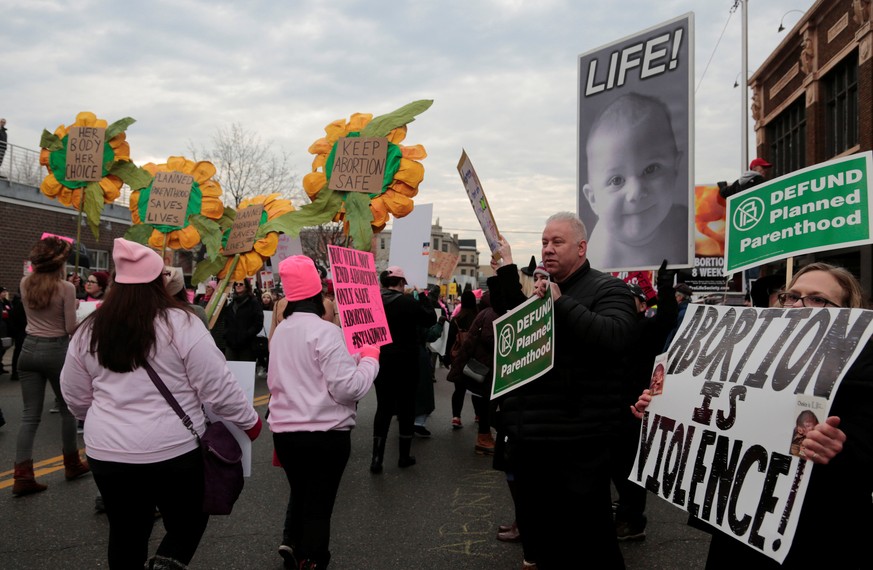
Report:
520,256,537,276
674,283,693,298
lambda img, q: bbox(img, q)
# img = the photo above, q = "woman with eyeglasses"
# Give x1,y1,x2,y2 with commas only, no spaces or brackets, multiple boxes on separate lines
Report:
632,262,872,569
222,278,264,362
84,271,110,302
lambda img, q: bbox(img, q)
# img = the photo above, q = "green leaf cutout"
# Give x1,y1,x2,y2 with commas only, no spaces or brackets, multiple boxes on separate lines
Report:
105,117,136,141
83,182,104,239
124,223,155,245
189,214,224,261
361,100,433,138
109,160,153,191
40,130,63,152
192,255,228,286
344,192,373,251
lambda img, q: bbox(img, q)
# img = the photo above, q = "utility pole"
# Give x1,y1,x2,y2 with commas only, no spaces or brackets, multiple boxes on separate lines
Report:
740,0,749,171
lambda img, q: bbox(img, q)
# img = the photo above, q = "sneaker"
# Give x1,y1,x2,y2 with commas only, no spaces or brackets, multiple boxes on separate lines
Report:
615,520,646,541
451,417,463,430
77,420,85,435
413,425,432,438
522,560,539,570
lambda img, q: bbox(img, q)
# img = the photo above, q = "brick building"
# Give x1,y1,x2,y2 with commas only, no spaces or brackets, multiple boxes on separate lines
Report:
0,178,196,293
749,0,872,293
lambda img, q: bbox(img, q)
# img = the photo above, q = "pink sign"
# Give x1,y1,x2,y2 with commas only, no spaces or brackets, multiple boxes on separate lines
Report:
328,245,392,353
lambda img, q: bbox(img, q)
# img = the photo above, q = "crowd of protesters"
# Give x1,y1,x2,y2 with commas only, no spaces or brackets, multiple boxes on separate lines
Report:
2,210,872,570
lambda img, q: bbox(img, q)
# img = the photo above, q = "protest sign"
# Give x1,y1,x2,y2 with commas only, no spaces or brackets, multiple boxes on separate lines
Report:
613,270,656,303
224,204,264,255
328,136,389,193
145,171,193,228
491,287,554,399
65,126,106,182
724,152,873,275
328,245,392,353
457,150,501,258
271,233,303,270
631,304,873,563
687,184,731,293
388,202,432,289
209,361,255,477
577,13,694,273
428,250,460,280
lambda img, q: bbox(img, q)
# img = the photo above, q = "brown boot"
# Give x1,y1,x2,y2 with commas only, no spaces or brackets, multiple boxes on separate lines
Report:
475,433,495,455
12,460,48,496
63,451,90,480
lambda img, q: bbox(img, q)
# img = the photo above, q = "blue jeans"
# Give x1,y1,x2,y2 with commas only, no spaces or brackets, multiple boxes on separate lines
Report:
15,335,77,462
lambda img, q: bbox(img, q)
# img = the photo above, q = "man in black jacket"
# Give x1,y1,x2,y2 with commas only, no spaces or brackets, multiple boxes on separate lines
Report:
492,212,638,569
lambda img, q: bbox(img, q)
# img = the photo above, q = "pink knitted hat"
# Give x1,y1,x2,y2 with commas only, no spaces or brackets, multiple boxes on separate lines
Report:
113,238,164,284
279,255,322,302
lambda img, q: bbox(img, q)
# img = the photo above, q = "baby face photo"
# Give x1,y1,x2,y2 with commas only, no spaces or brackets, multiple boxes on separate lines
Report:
577,14,694,273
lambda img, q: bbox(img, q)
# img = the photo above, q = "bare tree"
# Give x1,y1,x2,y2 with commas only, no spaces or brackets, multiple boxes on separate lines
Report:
190,123,304,207
300,223,350,270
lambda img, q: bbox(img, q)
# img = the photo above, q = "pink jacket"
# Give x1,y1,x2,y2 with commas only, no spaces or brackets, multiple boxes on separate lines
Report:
267,312,378,433
61,309,259,463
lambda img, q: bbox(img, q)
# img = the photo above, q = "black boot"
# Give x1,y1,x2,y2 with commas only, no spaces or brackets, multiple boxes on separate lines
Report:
398,436,416,468
369,436,386,474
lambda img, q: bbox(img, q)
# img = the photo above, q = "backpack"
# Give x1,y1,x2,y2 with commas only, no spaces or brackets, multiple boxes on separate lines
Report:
450,329,469,360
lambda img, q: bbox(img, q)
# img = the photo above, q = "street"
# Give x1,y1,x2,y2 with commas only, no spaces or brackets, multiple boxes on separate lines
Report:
0,353,710,569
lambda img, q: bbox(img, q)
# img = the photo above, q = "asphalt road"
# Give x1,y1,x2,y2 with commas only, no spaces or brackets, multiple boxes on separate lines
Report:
0,352,711,569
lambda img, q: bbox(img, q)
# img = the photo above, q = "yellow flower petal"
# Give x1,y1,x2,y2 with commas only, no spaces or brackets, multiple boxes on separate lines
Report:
401,144,427,160
394,158,424,188
40,174,63,198
192,161,216,183
148,230,168,249
324,119,348,142
200,196,225,219
199,180,222,197
382,190,413,217
253,232,279,257
347,113,373,132
177,225,201,249
387,126,407,144
303,172,327,199
370,196,389,227
308,138,332,155
390,180,419,198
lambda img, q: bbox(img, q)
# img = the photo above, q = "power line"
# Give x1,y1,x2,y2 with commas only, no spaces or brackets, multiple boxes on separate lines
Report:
696,2,738,94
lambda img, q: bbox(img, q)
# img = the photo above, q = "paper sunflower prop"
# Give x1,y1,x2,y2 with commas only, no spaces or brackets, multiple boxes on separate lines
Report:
192,193,295,284
301,100,432,249
125,156,227,261
39,112,150,238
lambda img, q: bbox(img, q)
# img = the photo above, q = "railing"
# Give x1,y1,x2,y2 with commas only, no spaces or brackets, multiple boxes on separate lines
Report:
0,141,132,206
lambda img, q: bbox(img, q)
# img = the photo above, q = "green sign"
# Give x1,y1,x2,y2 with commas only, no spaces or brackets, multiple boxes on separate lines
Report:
724,152,873,275
491,287,554,399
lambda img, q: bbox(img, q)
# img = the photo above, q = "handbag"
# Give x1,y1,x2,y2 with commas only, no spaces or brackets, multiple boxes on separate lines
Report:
143,362,244,515
462,357,492,397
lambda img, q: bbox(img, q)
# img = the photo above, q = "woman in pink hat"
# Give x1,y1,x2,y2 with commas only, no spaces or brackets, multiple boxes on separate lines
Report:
268,255,381,569
11,236,89,496
60,238,262,570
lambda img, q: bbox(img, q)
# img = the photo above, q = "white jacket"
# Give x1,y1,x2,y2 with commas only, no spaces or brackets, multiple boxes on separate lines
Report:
267,312,378,433
61,308,259,463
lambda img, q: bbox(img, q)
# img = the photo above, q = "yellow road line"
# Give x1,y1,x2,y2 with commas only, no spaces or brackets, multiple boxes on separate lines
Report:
0,395,271,487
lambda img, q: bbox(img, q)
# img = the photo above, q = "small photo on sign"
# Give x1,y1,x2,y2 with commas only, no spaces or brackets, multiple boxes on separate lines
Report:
145,171,194,228
224,204,264,255
65,126,106,182
649,353,667,396
789,395,826,457
328,136,389,193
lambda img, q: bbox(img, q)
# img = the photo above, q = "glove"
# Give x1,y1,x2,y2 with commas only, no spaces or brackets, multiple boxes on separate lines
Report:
360,345,381,360
656,259,677,291
244,415,263,441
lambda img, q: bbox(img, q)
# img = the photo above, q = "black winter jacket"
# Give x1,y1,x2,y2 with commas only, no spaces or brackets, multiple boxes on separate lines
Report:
495,261,638,444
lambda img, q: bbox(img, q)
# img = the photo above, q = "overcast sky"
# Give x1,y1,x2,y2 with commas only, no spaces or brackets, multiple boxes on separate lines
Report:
2,0,815,267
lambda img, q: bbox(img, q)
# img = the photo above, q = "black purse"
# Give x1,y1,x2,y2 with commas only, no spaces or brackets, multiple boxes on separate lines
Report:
143,362,245,516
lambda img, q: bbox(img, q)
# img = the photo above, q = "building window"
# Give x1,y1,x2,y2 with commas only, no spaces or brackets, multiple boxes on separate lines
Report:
380,238,385,250
768,98,806,176
433,238,439,250
461,269,466,276
91,250,109,270
442,243,448,252
824,51,859,157
461,254,467,263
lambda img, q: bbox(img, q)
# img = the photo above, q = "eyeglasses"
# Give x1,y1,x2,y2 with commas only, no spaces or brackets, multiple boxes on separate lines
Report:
234,282,245,287
86,279,98,284
777,292,840,308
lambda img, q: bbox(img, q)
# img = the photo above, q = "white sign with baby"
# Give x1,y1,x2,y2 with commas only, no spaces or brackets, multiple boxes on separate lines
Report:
577,13,695,272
